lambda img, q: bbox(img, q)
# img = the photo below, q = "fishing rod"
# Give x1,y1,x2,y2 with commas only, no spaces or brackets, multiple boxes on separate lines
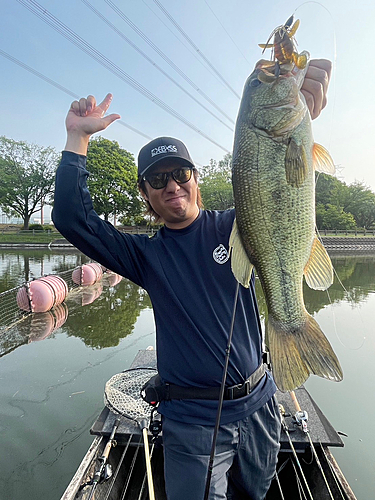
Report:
279,403,314,500
203,282,240,500
290,391,335,500
87,417,120,500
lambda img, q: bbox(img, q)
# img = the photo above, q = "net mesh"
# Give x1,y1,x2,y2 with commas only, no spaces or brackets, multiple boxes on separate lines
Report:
104,368,157,422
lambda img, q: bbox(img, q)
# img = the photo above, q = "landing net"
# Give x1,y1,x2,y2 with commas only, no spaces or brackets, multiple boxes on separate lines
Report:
104,368,157,422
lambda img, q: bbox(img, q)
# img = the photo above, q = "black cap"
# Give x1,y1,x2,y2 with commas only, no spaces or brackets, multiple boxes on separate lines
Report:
137,137,195,178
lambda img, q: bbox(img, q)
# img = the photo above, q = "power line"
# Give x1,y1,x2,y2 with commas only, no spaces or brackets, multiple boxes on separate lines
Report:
0,49,78,100
16,0,230,154
151,0,241,99
203,0,252,65
139,0,227,85
81,0,233,132
0,49,153,141
103,0,235,125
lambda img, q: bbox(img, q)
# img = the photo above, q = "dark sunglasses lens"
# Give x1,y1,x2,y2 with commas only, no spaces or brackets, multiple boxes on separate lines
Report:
145,167,193,189
147,173,168,189
172,168,192,184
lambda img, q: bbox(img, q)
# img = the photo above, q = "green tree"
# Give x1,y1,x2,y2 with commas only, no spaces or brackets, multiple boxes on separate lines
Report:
315,173,347,207
316,203,356,230
86,137,143,224
0,136,58,229
316,174,375,229
343,181,375,228
199,153,234,210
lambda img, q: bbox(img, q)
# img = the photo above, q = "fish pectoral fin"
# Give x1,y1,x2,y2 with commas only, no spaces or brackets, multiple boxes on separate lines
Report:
285,138,308,187
313,143,335,174
304,236,333,290
229,218,254,288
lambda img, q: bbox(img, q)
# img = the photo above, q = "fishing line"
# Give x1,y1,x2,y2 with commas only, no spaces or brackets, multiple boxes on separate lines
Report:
290,459,310,500
203,281,240,500
279,405,314,500
318,442,347,500
293,1,337,150
315,223,366,352
290,391,335,500
119,434,144,500
274,470,286,500
305,432,335,500
102,434,134,500
326,287,366,351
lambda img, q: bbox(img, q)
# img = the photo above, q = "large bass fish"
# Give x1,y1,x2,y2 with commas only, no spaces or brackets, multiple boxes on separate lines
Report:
229,52,343,391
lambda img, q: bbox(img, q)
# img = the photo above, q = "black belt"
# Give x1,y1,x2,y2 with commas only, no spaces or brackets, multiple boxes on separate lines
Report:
164,364,267,401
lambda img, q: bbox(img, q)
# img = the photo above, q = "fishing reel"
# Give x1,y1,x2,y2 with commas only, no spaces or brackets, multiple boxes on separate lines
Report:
293,410,308,433
149,407,162,442
96,462,113,483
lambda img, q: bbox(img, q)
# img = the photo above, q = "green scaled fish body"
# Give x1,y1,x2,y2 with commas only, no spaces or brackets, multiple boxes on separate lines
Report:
230,52,343,391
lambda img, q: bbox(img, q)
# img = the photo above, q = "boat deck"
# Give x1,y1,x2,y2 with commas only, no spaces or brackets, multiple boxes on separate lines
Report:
62,350,356,500
90,349,344,452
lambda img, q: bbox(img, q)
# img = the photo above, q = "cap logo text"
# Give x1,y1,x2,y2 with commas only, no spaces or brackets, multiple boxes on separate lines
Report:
151,145,178,157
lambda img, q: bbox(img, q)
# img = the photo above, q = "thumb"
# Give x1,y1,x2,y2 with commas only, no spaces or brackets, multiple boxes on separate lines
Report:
102,113,121,128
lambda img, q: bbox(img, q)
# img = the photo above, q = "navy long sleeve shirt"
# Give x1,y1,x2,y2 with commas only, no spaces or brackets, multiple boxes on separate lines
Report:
53,151,276,424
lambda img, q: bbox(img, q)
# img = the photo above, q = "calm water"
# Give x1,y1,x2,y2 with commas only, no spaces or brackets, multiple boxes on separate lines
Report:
0,248,374,499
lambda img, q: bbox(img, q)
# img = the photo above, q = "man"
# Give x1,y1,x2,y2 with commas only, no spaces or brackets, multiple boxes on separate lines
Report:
53,60,331,500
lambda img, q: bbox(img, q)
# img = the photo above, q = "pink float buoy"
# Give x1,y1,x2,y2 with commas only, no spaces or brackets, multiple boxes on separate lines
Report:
72,263,103,286
16,275,68,313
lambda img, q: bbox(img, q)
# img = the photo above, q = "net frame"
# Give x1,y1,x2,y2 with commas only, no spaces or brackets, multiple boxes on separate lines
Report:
104,367,158,426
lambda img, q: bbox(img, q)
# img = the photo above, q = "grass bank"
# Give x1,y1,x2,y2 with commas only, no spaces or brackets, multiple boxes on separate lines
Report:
0,231,63,245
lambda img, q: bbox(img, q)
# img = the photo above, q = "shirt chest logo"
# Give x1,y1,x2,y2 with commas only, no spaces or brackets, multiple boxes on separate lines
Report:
213,244,229,264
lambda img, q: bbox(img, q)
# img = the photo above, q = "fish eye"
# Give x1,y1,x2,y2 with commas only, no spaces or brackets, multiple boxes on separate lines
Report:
250,78,262,88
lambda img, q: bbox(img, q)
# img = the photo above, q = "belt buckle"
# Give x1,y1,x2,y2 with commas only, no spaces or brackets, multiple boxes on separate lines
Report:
227,380,250,400
243,379,251,396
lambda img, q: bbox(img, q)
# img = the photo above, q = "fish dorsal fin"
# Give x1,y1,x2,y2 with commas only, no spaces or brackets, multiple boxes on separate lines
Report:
304,236,333,290
229,218,254,288
285,138,308,187
313,143,335,175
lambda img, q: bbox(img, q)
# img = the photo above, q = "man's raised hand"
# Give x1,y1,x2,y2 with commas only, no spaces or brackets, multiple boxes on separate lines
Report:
65,93,120,155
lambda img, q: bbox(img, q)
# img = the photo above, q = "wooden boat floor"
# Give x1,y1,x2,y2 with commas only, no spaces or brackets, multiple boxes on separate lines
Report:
90,350,344,451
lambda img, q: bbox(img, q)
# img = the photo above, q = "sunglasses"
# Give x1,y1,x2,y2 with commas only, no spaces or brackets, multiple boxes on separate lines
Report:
143,167,194,190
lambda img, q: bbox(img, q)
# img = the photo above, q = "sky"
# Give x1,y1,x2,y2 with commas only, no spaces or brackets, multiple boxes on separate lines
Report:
1,0,375,192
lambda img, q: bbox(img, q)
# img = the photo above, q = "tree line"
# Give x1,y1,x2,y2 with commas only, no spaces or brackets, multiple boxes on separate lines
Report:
1,135,374,231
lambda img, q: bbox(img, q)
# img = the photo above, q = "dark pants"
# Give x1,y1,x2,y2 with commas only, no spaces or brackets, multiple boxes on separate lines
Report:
162,396,281,500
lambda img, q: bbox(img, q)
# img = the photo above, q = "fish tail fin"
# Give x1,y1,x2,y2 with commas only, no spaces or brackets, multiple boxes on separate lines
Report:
267,312,343,392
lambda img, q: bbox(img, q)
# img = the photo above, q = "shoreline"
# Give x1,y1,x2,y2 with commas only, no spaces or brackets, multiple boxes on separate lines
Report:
1,237,375,251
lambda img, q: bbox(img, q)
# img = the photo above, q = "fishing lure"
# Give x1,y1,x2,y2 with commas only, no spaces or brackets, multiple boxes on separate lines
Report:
258,15,308,71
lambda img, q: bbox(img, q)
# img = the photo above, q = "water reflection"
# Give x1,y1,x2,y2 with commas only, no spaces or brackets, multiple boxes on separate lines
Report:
0,249,90,293
63,278,151,348
254,253,375,318
0,270,152,358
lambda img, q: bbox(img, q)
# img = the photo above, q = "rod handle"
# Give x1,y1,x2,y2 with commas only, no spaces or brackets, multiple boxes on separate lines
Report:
290,390,302,412
142,427,155,500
